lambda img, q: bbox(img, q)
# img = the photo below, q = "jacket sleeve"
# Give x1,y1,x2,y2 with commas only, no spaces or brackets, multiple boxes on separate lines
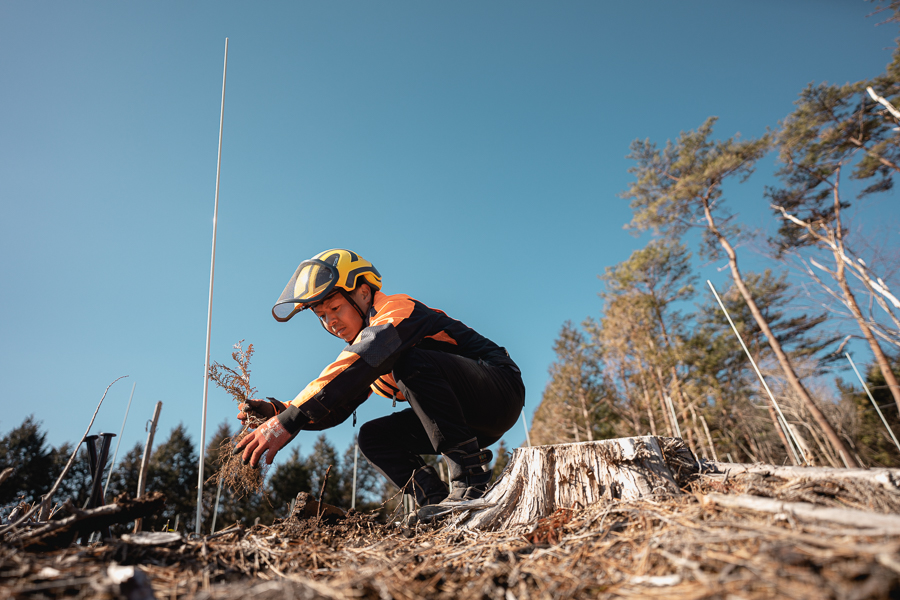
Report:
288,295,441,426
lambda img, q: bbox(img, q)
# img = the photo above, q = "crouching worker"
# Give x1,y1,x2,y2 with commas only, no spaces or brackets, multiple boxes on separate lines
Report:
235,249,525,507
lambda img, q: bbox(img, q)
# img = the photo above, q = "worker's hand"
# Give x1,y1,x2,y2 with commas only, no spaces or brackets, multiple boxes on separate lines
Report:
233,416,293,467
237,398,286,427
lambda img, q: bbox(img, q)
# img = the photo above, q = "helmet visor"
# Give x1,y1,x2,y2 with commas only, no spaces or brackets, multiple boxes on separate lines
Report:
272,259,339,322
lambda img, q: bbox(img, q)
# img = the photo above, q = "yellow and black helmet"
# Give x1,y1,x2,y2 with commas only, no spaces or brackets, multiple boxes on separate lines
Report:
272,249,382,322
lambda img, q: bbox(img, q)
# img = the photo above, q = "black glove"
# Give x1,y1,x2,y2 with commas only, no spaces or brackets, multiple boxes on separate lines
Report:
237,397,287,427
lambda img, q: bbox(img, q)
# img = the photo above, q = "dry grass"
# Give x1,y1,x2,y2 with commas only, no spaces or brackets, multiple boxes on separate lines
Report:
4,470,899,599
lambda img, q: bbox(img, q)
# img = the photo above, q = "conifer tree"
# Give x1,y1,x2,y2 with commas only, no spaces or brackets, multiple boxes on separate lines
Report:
148,424,198,530
601,238,700,453
202,421,270,528
268,446,312,515
0,416,54,506
48,443,94,509
623,117,857,466
837,355,900,468
689,271,840,464
106,442,143,500
306,435,342,507
769,46,900,419
339,436,381,511
531,321,616,445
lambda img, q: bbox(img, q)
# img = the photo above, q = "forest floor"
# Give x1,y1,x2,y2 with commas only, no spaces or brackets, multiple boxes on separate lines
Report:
2,469,900,600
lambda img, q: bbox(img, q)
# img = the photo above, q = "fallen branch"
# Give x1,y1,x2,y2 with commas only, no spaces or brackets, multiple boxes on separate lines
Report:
707,462,900,492
704,492,900,534
9,492,165,551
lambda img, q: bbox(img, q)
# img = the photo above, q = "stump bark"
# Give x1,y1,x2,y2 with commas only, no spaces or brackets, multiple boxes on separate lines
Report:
456,436,697,530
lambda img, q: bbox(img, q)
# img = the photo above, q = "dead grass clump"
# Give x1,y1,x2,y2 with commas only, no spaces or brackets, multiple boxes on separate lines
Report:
207,340,267,496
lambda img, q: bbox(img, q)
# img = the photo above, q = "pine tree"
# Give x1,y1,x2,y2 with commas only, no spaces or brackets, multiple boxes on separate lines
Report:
624,117,857,467
147,424,198,531
268,446,312,516
339,436,381,511
689,271,841,464
531,322,616,445
769,46,900,420
837,355,900,468
0,416,54,506
106,442,143,500
601,238,701,454
306,435,342,507
48,443,94,510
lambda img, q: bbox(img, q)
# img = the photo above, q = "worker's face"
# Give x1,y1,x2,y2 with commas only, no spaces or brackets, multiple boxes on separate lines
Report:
312,287,370,342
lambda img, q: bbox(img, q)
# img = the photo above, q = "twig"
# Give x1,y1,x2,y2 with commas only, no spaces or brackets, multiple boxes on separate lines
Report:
316,465,333,521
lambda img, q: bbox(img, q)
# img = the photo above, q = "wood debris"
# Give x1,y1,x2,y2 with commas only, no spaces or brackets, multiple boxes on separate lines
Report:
2,467,899,599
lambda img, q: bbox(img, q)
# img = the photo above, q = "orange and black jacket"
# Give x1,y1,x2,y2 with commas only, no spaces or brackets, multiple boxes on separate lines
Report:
278,291,518,434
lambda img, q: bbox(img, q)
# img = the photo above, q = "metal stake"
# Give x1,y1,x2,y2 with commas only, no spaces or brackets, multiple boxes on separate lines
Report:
351,441,359,510
707,280,808,465
846,352,900,455
196,38,229,535
210,478,224,533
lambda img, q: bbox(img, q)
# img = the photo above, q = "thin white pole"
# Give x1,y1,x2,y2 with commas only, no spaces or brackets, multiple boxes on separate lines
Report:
846,352,900,455
210,478,224,533
196,38,229,535
664,395,682,439
779,414,803,466
351,442,359,510
521,408,532,447
103,381,136,497
707,280,808,466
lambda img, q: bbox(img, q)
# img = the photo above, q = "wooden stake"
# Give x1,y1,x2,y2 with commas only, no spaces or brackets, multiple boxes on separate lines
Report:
351,442,359,510
134,401,162,534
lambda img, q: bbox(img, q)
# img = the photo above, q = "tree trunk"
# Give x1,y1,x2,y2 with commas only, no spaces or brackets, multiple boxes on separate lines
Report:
577,389,594,442
834,250,900,417
652,305,701,459
704,493,900,533
701,200,858,467
637,369,666,437
708,462,900,492
451,436,697,530
827,182,900,418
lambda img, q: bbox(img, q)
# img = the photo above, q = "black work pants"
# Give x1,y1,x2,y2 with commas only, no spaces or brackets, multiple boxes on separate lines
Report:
357,347,525,489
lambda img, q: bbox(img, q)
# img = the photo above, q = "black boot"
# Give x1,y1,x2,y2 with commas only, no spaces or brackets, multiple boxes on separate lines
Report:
443,438,493,501
410,465,448,507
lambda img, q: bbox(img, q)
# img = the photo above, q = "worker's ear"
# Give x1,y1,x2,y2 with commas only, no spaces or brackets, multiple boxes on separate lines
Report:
352,282,372,306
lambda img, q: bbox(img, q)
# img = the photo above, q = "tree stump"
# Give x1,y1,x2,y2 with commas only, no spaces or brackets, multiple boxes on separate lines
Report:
456,436,698,530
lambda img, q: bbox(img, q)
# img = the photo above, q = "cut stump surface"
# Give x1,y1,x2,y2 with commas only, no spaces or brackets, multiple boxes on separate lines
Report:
458,436,697,530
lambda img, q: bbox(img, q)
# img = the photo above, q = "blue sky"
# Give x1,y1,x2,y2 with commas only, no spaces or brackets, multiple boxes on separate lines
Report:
2,2,899,476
